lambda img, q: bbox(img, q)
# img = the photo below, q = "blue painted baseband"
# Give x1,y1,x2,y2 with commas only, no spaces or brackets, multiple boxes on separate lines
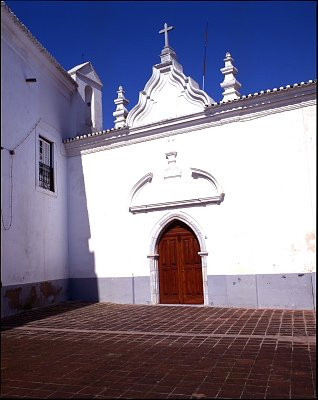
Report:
70,272,316,310
207,273,315,309
69,276,151,304
1,273,316,317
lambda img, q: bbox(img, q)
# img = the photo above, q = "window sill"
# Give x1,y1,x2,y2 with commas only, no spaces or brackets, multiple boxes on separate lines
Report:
35,185,58,198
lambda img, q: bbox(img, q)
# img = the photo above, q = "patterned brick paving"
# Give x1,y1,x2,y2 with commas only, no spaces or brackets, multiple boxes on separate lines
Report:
1,302,316,399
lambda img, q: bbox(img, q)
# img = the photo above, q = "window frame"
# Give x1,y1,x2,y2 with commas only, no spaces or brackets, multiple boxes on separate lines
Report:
35,133,57,197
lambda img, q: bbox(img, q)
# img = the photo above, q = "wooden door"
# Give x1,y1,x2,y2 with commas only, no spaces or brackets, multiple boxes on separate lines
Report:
158,221,204,304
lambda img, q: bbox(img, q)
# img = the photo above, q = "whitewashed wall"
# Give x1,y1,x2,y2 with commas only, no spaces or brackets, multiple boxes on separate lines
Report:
2,3,315,314
68,103,316,308
1,10,76,315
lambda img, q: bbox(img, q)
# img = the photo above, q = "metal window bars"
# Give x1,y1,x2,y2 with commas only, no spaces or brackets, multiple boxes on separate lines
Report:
39,162,54,191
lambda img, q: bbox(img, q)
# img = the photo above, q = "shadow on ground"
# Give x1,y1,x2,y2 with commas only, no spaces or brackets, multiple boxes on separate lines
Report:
0,301,95,332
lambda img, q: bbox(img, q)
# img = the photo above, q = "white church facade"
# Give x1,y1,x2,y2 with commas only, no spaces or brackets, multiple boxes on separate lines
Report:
1,2,316,317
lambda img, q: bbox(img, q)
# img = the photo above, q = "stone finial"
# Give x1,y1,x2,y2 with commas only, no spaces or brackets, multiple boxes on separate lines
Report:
220,52,241,101
160,45,178,64
113,86,129,128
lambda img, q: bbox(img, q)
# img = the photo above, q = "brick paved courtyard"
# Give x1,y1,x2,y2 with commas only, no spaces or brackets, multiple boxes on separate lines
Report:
1,302,316,399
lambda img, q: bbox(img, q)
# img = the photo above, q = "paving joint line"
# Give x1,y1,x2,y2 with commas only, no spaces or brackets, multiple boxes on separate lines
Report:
2,325,316,343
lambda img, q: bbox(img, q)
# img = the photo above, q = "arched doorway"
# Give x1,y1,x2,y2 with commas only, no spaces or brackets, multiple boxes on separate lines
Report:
158,220,204,304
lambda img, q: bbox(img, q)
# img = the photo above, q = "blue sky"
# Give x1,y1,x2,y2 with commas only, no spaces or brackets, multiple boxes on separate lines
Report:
6,1,317,129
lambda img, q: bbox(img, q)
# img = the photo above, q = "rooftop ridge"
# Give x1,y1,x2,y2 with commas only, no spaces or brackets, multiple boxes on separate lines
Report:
1,1,77,88
216,79,317,106
63,79,316,143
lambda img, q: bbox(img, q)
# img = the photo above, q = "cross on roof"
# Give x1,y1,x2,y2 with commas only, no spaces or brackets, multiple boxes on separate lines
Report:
159,23,174,48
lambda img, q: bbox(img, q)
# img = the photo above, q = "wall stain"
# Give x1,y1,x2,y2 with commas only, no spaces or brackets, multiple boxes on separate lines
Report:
4,281,65,315
40,281,62,303
305,232,315,252
4,287,22,310
23,286,39,310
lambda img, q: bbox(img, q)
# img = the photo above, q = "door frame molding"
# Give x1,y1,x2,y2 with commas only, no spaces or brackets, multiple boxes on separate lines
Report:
148,211,208,305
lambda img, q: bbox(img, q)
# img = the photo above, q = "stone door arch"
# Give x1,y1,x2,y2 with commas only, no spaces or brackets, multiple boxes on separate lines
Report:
148,212,208,305
158,220,204,304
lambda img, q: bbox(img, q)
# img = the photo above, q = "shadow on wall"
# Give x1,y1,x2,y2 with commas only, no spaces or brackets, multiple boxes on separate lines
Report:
67,152,99,303
0,301,95,331
1,72,101,318
1,124,99,318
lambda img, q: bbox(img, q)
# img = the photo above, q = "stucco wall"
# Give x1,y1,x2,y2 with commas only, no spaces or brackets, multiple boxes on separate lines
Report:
1,4,315,314
1,12,74,316
67,103,316,308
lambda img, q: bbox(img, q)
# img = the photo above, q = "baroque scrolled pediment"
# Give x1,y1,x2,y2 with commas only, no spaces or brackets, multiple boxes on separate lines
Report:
126,51,214,128
129,151,224,214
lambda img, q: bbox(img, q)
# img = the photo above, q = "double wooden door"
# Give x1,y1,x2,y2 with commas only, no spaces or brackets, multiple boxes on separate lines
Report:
158,221,204,304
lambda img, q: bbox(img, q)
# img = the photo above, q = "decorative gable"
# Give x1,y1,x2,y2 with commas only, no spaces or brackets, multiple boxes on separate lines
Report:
68,61,103,88
126,25,214,128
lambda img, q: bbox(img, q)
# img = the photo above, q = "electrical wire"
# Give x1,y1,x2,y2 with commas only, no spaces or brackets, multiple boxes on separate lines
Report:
1,153,13,230
1,119,41,231
13,118,41,151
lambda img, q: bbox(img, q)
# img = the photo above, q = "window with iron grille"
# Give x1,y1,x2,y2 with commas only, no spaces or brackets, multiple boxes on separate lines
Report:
39,137,54,192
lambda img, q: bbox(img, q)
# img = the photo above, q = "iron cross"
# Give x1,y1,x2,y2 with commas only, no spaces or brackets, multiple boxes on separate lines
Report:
159,23,174,48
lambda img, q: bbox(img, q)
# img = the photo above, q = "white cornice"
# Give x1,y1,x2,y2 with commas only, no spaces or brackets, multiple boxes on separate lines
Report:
2,24,75,100
1,1,77,91
129,168,224,214
129,195,224,214
64,82,316,157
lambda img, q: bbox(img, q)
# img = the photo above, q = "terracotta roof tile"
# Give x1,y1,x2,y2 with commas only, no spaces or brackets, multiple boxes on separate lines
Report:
63,79,316,143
